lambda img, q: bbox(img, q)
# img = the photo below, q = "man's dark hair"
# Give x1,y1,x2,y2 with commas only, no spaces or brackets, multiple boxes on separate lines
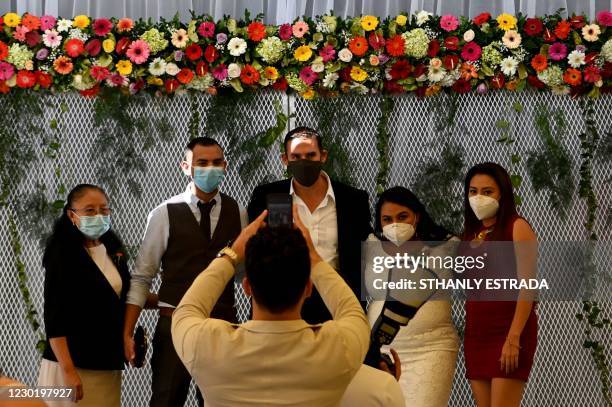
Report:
245,227,311,313
283,127,324,154
186,137,223,153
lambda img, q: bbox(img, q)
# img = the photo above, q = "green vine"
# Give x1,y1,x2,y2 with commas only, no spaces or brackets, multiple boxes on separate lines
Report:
525,103,574,220
375,96,395,195
495,100,524,205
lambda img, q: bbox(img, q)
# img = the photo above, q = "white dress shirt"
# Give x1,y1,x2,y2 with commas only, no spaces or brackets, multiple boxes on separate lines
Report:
171,258,370,407
290,171,339,269
126,184,248,309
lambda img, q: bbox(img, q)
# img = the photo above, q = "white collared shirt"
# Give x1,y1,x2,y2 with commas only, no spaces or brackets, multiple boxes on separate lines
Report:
126,183,248,309
290,171,339,269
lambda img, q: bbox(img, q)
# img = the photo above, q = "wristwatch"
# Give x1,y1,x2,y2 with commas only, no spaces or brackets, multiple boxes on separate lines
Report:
217,246,238,266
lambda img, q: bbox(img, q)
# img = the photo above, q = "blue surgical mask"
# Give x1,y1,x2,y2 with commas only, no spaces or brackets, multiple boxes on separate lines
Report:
76,214,111,240
193,166,225,193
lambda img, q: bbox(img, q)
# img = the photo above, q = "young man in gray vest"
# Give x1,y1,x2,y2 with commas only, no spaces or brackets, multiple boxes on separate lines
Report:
123,137,248,407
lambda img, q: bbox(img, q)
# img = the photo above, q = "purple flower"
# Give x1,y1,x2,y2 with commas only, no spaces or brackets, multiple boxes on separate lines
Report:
216,33,228,44
36,48,49,60
476,83,488,94
0,62,15,81
279,24,292,41
319,45,336,63
378,54,390,64
575,44,587,53
212,63,228,81
174,50,184,61
549,42,568,61
299,66,318,86
40,15,57,31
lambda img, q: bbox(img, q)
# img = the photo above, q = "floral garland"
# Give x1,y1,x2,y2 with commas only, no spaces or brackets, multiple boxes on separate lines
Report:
0,10,611,98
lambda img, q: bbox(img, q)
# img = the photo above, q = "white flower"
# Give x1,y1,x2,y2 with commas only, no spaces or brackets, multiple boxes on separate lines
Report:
463,29,475,42
602,39,612,62
567,50,586,68
148,57,167,76
57,19,72,32
440,69,460,87
42,30,62,48
501,56,518,76
502,30,521,49
551,85,570,95
171,29,189,49
165,62,180,76
228,37,247,56
227,63,241,78
311,61,325,73
323,72,338,88
427,61,446,82
338,48,353,62
582,24,601,42
415,10,432,26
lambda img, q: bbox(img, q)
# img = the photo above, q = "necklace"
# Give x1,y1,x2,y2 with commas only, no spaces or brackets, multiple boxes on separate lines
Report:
475,227,494,241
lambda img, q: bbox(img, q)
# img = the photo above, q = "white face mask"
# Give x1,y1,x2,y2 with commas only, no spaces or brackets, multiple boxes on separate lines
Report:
382,223,415,245
469,194,500,220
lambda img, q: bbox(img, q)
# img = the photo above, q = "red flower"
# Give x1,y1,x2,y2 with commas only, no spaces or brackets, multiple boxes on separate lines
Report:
530,54,547,72
0,16,4,29
204,45,219,63
165,78,179,93
0,41,8,61
413,64,426,78
64,39,85,58
570,15,586,30
185,44,202,61
0,81,9,94
563,68,582,86
198,21,216,38
583,66,601,83
349,36,368,57
85,39,102,57
443,55,459,71
527,75,545,89
247,22,266,42
490,72,505,89
196,61,208,76
368,32,385,50
25,31,41,47
92,18,113,36
90,65,111,81
177,68,194,84
415,86,427,98
554,20,571,40
80,84,100,97
385,35,405,57
36,71,52,88
585,52,598,65
390,60,412,80
272,76,288,91
473,12,491,25
384,80,404,94
461,42,481,62
444,36,459,51
542,28,556,43
524,18,543,36
339,66,352,82
279,24,292,41
240,64,260,85
452,79,471,93
16,70,36,88
427,39,440,57
115,37,131,55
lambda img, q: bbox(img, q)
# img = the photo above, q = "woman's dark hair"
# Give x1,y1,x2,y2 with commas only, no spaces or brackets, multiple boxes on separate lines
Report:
375,186,450,244
43,184,123,267
463,162,518,241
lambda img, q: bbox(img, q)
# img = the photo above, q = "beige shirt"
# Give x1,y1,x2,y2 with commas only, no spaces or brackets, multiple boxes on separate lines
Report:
171,258,369,407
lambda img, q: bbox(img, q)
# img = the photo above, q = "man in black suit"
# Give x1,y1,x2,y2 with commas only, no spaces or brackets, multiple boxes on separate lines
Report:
247,126,372,323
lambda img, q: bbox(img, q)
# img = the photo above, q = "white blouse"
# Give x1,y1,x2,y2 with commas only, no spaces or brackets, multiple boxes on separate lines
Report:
87,244,122,297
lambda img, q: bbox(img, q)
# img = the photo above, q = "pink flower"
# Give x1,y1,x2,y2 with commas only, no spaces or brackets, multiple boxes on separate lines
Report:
597,11,612,27
319,45,336,62
461,42,481,62
212,63,228,81
198,21,216,38
279,24,292,40
43,30,61,48
92,18,113,36
40,15,56,31
90,65,110,81
126,40,150,64
549,42,568,61
13,26,30,42
85,39,102,56
0,62,15,81
440,15,459,32
106,73,128,87
299,66,317,86
292,21,309,38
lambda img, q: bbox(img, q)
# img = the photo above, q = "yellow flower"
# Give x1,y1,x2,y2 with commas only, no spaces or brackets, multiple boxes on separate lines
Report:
395,15,408,26
264,66,279,81
147,76,163,86
3,12,21,27
116,60,132,75
102,38,116,53
361,15,378,31
294,45,313,62
350,66,367,82
496,13,517,31
73,15,91,29
301,88,316,99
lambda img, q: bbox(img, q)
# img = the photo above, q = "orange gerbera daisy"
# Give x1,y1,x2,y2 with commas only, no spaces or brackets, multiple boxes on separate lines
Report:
385,35,405,57
563,68,582,86
530,54,547,72
349,36,368,57
554,20,571,40
117,18,134,33
53,56,73,75
460,63,478,80
21,14,41,30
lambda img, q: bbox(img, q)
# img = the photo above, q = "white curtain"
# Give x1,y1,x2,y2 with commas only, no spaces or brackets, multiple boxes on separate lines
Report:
1,0,610,22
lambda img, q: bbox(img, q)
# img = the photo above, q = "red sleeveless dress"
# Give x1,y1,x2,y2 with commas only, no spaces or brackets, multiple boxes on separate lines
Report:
461,215,538,381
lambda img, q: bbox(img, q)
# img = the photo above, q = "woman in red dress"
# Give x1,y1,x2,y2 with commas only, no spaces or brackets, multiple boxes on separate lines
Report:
461,162,538,407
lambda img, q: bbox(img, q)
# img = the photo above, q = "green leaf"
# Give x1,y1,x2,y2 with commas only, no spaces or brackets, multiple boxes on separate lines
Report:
512,102,523,113
514,194,522,205
511,174,522,188
229,79,244,92
511,154,521,164
517,64,528,80
50,119,58,129
496,119,510,129
52,199,65,210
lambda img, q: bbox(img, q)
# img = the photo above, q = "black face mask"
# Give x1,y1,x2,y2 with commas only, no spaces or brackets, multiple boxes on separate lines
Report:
287,160,322,187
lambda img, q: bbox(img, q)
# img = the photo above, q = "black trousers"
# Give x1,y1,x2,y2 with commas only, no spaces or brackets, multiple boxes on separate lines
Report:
150,315,204,407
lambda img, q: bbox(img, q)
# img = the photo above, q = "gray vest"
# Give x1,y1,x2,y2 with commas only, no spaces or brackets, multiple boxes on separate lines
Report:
159,193,241,321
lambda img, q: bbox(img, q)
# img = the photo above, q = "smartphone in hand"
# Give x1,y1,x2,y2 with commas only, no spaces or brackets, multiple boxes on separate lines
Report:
266,193,293,228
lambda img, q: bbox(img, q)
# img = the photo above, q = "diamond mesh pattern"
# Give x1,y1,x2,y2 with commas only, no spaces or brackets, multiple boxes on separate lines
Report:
1,92,611,406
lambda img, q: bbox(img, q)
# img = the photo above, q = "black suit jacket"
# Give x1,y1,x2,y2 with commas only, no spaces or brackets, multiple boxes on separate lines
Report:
248,178,372,324
42,231,131,370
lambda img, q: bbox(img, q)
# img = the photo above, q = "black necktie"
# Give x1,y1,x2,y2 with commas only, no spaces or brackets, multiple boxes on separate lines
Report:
197,199,216,243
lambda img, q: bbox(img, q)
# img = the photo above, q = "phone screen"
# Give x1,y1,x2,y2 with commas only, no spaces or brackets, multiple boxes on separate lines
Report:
266,193,293,228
